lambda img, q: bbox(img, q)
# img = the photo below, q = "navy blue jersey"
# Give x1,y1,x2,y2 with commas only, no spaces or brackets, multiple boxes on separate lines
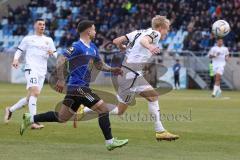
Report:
173,63,181,75
61,40,101,87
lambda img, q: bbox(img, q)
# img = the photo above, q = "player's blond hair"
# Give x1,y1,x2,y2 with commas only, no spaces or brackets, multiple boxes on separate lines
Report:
151,15,170,29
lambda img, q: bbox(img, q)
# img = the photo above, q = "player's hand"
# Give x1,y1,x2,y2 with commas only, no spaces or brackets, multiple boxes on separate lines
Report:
47,50,54,56
212,52,219,57
55,80,65,93
148,45,160,54
110,67,123,76
12,59,19,69
119,44,127,52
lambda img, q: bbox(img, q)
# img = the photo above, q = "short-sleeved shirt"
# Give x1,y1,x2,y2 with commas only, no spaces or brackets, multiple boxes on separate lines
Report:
61,39,101,87
18,35,56,76
208,45,229,67
125,28,161,63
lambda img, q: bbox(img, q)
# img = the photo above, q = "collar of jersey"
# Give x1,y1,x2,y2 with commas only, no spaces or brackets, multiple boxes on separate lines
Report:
79,38,90,48
34,34,44,37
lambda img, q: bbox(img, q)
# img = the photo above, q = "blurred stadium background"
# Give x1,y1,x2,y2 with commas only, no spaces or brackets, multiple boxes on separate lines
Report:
0,0,240,90
0,1,240,160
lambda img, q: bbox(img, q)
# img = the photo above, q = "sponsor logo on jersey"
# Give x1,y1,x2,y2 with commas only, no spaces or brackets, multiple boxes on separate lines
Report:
66,47,75,55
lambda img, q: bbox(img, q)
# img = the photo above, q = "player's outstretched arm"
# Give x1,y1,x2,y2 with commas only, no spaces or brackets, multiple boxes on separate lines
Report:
55,55,66,92
113,36,128,51
94,60,123,76
140,36,160,54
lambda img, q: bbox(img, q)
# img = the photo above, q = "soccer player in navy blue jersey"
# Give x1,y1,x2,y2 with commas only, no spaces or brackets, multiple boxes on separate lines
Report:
19,20,128,151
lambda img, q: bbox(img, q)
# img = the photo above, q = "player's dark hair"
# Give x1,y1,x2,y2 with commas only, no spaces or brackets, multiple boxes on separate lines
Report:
77,20,94,33
34,18,45,23
216,37,223,41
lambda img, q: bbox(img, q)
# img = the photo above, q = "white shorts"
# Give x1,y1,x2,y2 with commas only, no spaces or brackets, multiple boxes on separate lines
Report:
116,64,153,105
213,66,224,75
25,69,45,91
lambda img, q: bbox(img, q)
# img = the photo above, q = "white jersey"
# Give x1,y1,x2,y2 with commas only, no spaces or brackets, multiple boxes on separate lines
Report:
125,28,161,63
17,35,56,76
208,45,229,67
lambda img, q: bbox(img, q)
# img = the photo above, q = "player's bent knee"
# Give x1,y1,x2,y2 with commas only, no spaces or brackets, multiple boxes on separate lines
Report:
92,100,107,114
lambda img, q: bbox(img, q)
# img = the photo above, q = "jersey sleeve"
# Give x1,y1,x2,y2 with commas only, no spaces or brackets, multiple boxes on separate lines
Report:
125,30,139,42
225,47,229,56
208,47,215,56
17,36,28,52
49,38,56,52
61,44,79,59
146,30,161,43
49,38,57,58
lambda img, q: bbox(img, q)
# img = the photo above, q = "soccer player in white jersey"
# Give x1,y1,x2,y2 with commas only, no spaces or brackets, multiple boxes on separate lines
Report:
4,19,57,129
80,15,179,141
208,38,229,97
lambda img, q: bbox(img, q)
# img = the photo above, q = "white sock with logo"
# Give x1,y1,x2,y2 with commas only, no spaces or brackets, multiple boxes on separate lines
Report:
83,104,119,115
28,96,37,115
148,100,165,132
9,97,28,112
106,104,119,115
212,85,218,95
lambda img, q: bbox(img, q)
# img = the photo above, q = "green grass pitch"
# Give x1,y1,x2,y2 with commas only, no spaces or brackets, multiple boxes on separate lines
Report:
0,83,239,160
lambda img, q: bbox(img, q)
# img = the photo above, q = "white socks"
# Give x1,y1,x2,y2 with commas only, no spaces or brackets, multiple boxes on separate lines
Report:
83,107,94,114
110,107,119,115
28,96,37,115
81,105,119,122
105,138,113,145
148,100,165,132
212,85,221,96
83,104,119,115
9,97,28,112
83,101,164,133
106,104,119,115
30,115,34,123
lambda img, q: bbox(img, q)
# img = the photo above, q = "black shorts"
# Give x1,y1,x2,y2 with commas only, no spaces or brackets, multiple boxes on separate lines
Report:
63,86,101,112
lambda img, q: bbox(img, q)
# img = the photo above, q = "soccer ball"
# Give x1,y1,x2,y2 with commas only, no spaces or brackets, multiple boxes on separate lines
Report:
212,20,230,37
